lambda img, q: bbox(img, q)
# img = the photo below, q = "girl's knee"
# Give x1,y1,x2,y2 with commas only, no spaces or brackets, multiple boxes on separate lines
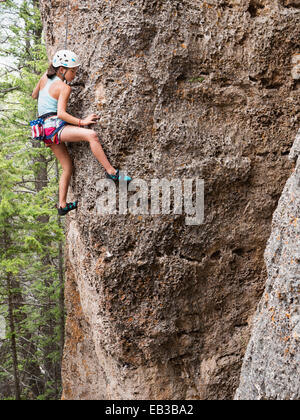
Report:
88,130,99,143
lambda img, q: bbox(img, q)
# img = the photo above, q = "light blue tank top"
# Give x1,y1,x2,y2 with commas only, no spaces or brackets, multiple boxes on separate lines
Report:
38,76,61,116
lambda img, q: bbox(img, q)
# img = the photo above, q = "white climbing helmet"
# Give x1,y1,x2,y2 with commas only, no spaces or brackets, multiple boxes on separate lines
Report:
52,49,80,68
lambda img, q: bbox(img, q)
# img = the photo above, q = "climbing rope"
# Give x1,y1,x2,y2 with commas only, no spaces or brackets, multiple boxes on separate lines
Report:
64,0,70,49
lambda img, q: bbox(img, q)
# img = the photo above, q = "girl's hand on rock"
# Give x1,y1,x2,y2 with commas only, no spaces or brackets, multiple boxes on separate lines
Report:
82,114,99,126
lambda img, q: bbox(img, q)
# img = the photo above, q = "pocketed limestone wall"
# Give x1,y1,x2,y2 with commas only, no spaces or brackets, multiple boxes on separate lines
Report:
39,0,300,399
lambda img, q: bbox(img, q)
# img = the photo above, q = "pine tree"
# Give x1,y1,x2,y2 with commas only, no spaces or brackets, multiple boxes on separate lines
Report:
0,0,65,400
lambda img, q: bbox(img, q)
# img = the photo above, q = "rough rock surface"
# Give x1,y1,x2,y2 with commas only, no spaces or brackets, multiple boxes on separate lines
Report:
39,0,300,399
235,130,300,400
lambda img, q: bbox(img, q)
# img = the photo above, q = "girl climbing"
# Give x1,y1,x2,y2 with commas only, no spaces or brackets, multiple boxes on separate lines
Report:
31,49,131,216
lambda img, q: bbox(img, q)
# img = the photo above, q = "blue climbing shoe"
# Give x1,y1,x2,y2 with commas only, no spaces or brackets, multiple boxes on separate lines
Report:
57,201,78,216
106,169,132,182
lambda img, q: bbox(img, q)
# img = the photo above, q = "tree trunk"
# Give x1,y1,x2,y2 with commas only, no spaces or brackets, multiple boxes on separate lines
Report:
6,272,21,400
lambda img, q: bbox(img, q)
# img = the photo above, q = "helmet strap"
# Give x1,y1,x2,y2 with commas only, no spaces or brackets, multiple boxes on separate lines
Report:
59,68,68,84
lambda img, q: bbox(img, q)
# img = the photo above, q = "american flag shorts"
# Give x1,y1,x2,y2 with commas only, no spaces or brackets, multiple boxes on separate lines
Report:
30,115,67,146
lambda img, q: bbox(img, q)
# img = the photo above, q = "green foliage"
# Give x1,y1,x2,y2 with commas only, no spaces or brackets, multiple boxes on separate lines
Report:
188,76,205,83
0,0,65,401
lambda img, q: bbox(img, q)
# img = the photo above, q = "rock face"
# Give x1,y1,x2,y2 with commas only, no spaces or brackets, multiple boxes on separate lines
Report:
235,130,300,400
39,0,300,399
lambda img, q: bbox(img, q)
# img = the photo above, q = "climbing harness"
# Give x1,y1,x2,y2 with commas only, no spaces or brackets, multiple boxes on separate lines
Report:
30,112,56,140
29,112,66,142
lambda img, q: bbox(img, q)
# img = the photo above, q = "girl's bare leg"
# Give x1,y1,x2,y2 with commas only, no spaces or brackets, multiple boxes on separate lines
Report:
59,125,116,175
49,143,73,208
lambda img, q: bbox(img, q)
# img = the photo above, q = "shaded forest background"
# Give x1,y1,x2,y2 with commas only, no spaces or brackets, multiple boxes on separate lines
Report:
0,0,65,400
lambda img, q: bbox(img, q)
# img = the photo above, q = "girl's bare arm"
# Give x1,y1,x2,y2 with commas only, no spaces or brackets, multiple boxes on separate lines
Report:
31,79,41,99
31,73,47,99
57,83,99,126
57,84,81,125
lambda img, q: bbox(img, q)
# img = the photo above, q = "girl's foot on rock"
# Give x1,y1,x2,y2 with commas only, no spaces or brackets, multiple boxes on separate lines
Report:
106,169,132,182
57,201,78,216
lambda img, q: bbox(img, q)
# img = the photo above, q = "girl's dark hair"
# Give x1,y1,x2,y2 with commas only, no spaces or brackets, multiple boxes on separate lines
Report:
47,64,58,79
